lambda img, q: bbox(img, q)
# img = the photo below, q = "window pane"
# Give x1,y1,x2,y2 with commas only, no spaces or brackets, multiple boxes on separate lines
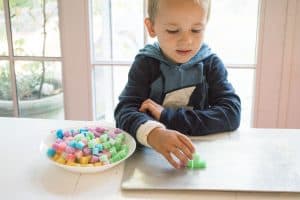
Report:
92,0,144,62
94,66,114,120
94,65,130,121
205,0,259,65
113,66,129,106
91,0,111,61
10,0,61,57
111,0,144,61
15,61,64,119
227,68,255,128
0,61,14,116
0,1,8,56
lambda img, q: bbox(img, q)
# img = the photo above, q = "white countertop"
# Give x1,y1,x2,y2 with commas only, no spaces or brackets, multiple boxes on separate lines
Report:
0,117,299,200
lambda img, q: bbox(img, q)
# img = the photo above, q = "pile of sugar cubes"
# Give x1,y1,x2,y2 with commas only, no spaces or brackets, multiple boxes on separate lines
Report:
46,126,129,167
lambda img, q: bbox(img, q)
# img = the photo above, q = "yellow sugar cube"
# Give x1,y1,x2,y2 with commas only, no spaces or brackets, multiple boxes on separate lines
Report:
79,156,90,164
94,162,103,166
56,157,66,164
52,153,61,161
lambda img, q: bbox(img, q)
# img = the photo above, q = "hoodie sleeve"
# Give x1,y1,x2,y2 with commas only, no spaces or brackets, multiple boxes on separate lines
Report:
114,55,162,142
159,55,241,136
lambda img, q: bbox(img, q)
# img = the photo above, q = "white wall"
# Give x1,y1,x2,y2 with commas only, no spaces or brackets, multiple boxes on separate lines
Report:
254,0,300,128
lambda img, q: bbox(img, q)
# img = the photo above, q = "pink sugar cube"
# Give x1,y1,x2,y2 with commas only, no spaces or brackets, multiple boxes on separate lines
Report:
52,143,59,150
95,127,106,133
92,131,101,137
109,132,117,139
75,150,83,159
72,131,79,137
82,147,91,156
63,136,74,142
65,146,76,154
66,153,76,161
81,138,88,145
102,150,111,158
114,128,122,134
90,155,99,163
63,131,71,137
58,142,67,151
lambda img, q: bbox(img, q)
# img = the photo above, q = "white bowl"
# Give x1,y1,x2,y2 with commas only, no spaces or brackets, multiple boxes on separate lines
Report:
40,126,136,173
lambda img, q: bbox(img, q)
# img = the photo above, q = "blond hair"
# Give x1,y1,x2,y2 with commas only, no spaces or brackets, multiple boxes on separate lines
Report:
147,0,211,23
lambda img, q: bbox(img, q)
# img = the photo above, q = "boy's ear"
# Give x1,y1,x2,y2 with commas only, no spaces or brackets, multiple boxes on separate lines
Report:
144,18,156,37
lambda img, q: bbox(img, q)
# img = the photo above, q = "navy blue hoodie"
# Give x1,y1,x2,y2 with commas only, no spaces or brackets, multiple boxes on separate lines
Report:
114,43,241,141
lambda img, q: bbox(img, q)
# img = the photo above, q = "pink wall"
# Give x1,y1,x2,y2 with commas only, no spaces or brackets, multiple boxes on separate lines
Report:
59,0,93,120
285,1,300,127
254,0,300,128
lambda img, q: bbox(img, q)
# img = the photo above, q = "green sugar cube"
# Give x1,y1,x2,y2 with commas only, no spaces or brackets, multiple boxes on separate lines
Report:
187,153,206,170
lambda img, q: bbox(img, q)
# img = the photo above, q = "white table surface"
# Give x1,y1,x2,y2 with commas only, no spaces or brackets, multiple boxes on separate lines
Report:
0,117,299,200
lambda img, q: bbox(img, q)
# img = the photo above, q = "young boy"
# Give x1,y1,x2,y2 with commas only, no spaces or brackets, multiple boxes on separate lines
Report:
114,0,241,169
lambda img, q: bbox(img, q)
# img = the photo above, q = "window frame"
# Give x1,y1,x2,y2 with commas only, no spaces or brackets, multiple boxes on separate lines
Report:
0,0,64,117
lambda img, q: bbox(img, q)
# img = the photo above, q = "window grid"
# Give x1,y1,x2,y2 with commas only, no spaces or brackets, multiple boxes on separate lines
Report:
90,0,257,68
91,0,257,123
90,0,257,67
3,0,18,117
1,0,63,117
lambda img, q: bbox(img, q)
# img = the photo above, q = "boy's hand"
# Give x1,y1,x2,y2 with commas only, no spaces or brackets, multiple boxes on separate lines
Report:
139,99,163,120
147,127,195,169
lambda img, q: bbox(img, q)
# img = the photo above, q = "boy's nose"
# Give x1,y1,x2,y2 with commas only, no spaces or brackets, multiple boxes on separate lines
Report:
178,32,192,45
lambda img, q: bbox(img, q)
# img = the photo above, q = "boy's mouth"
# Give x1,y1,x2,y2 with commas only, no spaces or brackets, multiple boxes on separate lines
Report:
176,50,192,55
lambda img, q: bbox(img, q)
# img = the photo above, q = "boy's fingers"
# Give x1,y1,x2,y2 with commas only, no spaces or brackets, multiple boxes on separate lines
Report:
139,101,150,112
171,148,189,166
145,98,155,104
176,143,193,160
140,101,153,111
163,152,180,169
178,134,195,153
139,101,145,111
139,105,145,112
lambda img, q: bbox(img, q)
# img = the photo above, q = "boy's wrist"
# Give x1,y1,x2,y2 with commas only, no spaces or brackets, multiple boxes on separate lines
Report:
147,127,165,147
136,120,166,147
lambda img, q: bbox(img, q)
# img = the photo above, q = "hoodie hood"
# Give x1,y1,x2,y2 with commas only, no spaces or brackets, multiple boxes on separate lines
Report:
137,42,213,70
136,42,214,103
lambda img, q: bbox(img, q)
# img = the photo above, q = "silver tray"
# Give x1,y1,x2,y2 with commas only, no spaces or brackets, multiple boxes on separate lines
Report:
121,131,300,192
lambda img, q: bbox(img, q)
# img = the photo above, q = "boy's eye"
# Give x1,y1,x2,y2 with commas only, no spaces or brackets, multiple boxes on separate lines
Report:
166,30,179,34
192,29,203,33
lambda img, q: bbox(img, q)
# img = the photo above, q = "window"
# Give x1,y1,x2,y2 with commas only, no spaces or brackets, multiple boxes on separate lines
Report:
0,0,64,119
91,0,259,128
205,0,259,128
91,0,144,120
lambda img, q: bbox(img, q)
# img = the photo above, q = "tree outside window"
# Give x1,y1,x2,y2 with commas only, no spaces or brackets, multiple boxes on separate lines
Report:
0,0,64,118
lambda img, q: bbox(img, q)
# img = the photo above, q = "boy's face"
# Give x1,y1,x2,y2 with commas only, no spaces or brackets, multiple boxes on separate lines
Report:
145,0,208,64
